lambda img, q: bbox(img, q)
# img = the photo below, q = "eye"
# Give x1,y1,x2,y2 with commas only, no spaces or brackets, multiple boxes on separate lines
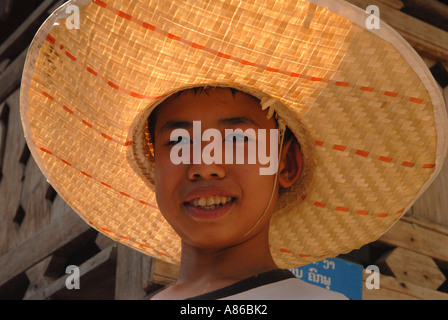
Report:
224,133,251,143
169,136,191,145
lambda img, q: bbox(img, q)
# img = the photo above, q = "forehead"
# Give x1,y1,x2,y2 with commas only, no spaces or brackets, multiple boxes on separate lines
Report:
153,87,276,129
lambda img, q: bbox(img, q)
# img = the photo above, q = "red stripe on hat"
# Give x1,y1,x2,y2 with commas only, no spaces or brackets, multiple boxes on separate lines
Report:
166,33,181,41
378,156,393,163
61,159,72,166
65,51,76,61
81,171,92,178
335,207,348,212
93,0,107,8
216,51,231,59
107,81,119,90
46,34,56,45
40,147,53,155
101,181,112,188
335,81,349,87
402,161,414,167
86,67,98,76
409,97,423,104
117,10,132,20
360,86,374,92
41,91,54,100
101,132,113,141
314,201,326,208
130,91,145,99
289,72,301,77
333,145,346,151
265,66,279,72
423,164,436,168
384,91,398,98
191,42,205,50
81,119,93,128
356,210,369,215
142,22,156,30
62,105,74,114
240,59,255,66
355,150,370,157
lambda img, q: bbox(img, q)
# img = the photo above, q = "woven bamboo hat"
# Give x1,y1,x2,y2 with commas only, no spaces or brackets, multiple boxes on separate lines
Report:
21,0,448,268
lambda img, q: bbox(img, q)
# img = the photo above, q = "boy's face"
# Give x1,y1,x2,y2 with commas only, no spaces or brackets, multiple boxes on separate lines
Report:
152,88,283,250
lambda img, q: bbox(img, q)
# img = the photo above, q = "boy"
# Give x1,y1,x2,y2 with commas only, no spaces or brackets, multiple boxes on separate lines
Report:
148,86,346,299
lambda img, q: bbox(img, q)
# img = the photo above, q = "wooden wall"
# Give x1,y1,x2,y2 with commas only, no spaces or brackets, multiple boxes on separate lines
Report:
0,0,447,300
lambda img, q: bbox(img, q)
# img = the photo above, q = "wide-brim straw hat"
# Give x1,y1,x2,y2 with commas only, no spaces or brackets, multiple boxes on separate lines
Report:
21,0,448,268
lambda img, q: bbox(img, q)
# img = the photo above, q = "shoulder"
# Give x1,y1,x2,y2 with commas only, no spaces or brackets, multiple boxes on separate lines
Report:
220,277,348,300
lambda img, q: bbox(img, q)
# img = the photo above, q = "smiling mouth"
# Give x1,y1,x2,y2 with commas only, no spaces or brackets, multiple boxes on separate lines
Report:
187,196,235,210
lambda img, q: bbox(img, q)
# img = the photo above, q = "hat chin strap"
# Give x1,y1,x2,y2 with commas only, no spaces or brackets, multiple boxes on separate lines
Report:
242,117,286,238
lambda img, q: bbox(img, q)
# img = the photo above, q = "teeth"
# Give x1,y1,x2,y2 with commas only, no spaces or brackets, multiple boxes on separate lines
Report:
190,196,233,208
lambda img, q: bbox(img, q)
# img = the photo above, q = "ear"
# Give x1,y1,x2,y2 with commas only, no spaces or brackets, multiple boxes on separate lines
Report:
277,137,303,188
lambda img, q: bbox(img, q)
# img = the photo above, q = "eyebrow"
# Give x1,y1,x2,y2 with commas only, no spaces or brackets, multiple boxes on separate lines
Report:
160,117,261,133
218,116,261,128
160,120,193,133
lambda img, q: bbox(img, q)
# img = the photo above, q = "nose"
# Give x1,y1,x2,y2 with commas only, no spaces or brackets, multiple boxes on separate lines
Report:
187,163,226,181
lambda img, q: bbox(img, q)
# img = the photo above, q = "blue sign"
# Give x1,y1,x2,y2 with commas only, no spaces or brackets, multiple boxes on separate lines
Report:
289,257,363,300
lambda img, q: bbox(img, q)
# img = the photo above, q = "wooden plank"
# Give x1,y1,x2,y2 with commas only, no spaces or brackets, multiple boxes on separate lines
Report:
0,0,56,61
0,206,91,287
376,247,446,290
377,0,404,10
400,0,448,32
152,259,179,286
17,157,53,244
0,89,26,255
23,255,54,299
0,0,13,20
25,245,117,300
0,103,5,173
402,215,448,238
0,48,26,103
346,0,448,62
115,244,153,300
378,219,448,263
363,271,448,300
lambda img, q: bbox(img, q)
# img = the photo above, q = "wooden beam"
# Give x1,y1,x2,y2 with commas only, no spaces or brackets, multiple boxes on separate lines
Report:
376,247,446,290
377,0,404,10
0,48,26,103
152,258,180,286
0,206,91,287
401,0,448,32
378,219,448,262
0,0,13,20
346,0,448,62
363,270,448,300
0,0,56,61
114,244,153,300
25,245,117,300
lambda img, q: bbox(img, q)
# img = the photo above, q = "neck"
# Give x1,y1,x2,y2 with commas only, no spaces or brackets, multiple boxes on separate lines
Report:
176,227,277,292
